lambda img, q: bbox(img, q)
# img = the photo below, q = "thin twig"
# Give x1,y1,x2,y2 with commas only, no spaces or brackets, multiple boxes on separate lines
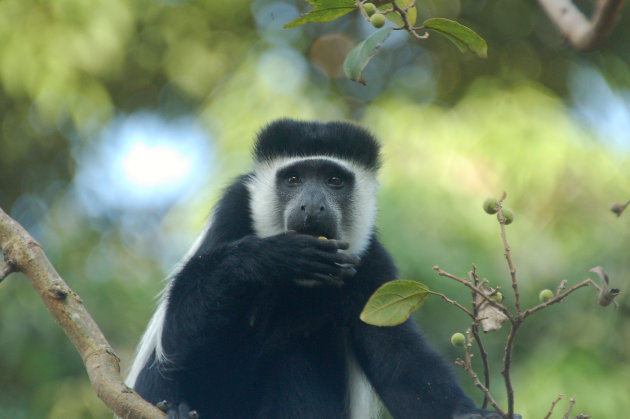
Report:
556,279,568,294
522,279,595,319
433,266,514,321
496,193,519,418
610,198,630,217
469,265,491,409
497,193,521,315
563,395,577,419
429,291,475,318
455,330,507,417
544,394,564,419
470,324,491,409
501,322,519,418
390,1,429,39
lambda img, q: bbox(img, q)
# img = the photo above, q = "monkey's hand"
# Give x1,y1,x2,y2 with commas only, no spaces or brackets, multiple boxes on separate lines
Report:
261,232,360,287
156,400,199,419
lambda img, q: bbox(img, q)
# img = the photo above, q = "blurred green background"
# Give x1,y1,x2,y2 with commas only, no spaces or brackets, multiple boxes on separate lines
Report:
0,0,629,418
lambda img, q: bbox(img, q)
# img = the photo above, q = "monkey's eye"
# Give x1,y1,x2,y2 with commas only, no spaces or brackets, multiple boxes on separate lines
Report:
287,176,301,185
327,176,343,187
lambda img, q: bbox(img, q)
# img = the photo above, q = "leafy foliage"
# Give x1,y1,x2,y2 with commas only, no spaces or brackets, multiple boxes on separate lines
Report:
284,0,356,28
291,1,487,84
378,0,417,27
360,280,430,326
423,18,488,58
343,27,393,84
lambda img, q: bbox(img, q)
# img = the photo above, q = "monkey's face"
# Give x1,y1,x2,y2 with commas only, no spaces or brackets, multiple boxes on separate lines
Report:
248,155,378,256
276,159,354,240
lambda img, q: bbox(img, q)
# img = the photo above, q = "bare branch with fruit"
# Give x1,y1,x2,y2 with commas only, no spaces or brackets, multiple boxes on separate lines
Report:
360,193,621,418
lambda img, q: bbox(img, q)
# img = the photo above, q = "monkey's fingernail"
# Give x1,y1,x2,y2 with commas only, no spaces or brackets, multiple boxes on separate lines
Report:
156,400,168,411
189,411,199,419
348,255,360,265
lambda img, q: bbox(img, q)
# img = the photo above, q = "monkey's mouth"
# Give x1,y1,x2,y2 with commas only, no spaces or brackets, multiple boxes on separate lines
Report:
292,221,337,240
295,226,336,240
287,213,338,240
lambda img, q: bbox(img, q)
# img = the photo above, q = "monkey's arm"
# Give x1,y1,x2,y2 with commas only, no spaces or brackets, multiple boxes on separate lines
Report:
161,233,357,362
350,319,482,418
347,239,499,419
135,233,357,415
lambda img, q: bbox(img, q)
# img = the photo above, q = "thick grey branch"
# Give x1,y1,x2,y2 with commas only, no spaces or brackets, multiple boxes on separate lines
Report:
536,0,624,51
0,206,164,419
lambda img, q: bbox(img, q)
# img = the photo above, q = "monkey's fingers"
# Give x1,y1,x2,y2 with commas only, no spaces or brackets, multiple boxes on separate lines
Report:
337,264,357,277
313,238,350,252
334,252,360,265
312,273,345,287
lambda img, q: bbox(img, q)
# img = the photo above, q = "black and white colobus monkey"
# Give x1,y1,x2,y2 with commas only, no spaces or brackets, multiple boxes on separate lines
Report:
127,119,501,419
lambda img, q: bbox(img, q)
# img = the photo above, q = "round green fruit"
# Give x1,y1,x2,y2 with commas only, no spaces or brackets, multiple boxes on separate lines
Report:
482,198,499,214
370,13,385,28
363,2,377,16
539,289,554,303
490,291,503,303
450,332,466,348
498,208,514,225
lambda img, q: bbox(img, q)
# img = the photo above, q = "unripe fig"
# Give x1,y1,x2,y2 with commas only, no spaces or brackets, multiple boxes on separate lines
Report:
370,13,385,28
483,198,499,214
490,291,503,303
451,332,466,347
539,289,553,303
363,2,377,16
498,208,514,225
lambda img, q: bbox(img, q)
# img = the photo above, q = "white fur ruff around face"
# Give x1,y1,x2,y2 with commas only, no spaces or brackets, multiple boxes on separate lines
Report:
246,155,378,256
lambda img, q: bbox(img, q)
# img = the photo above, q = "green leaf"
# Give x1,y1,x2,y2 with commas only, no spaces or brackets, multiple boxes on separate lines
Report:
343,27,393,84
360,280,430,326
423,18,487,58
284,0,356,28
378,0,417,27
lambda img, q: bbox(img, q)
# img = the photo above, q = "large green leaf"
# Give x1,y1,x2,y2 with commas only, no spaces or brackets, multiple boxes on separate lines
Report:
360,280,430,326
284,0,356,28
378,0,417,27
423,18,487,58
343,27,393,85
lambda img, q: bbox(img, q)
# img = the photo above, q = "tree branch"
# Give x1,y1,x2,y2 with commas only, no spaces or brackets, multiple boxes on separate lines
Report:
536,0,625,51
501,321,520,419
544,394,564,419
433,266,514,321
497,194,521,315
522,279,595,319
429,290,475,318
470,268,491,409
0,206,164,419
455,330,507,417
610,198,630,217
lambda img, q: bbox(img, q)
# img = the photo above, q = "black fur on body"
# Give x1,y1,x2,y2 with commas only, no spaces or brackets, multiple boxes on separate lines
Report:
128,119,500,419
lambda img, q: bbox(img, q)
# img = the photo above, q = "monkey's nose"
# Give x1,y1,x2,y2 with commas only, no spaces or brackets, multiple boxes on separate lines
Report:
300,204,326,215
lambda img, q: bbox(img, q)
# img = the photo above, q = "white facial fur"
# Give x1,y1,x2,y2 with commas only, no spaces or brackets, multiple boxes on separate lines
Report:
246,155,378,256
